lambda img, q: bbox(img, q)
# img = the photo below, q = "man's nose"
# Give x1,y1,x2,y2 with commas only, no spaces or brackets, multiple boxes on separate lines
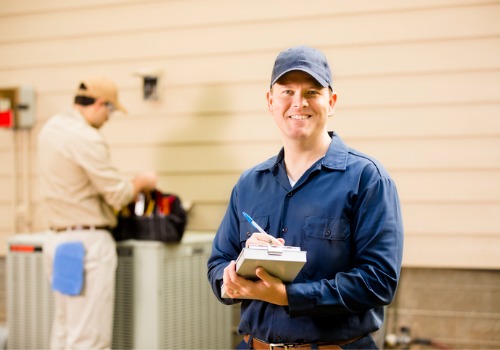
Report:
292,94,308,108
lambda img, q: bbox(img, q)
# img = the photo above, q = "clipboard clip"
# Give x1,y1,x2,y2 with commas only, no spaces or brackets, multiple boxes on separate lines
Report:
267,245,283,256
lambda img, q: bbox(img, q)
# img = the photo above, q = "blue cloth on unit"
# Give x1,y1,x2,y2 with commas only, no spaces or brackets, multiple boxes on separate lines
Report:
52,241,85,296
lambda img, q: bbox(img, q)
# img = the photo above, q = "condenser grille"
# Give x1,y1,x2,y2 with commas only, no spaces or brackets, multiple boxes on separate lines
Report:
112,246,134,350
160,248,230,349
7,249,54,350
7,234,231,350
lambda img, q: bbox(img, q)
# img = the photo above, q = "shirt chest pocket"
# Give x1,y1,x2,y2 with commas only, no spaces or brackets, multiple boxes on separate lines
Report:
303,216,350,241
239,215,270,245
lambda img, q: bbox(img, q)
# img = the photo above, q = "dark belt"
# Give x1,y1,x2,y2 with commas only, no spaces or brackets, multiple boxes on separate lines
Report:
50,225,112,233
244,335,363,350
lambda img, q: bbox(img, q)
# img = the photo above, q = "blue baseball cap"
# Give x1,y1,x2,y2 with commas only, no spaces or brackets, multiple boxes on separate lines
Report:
270,46,333,89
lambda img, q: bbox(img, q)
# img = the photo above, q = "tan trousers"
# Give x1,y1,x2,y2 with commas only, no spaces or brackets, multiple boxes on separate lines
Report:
43,229,117,350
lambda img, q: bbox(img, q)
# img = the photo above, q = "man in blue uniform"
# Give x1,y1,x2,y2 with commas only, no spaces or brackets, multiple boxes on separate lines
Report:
207,46,404,349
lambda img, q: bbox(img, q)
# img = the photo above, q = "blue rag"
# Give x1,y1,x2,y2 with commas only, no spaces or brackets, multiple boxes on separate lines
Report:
52,241,85,296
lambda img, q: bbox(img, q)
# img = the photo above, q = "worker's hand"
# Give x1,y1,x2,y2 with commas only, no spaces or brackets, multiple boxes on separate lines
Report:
132,171,158,198
245,232,285,247
251,267,288,305
222,262,288,306
222,261,241,299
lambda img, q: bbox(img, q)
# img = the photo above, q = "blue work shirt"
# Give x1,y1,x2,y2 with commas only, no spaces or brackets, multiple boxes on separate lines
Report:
207,132,404,344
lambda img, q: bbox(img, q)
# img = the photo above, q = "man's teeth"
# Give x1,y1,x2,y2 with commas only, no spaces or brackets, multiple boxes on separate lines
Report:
289,115,309,120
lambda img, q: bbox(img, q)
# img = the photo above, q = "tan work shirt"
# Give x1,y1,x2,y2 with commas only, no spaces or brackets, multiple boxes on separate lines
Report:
38,107,134,228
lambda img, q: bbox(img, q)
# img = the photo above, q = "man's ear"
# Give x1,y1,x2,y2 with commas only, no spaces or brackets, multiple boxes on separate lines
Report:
95,97,106,107
266,90,273,113
328,93,337,117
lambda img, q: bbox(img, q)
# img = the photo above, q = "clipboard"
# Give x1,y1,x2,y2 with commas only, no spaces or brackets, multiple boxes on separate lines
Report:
221,244,307,299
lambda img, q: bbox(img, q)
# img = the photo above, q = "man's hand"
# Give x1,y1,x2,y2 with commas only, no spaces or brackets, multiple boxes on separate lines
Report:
245,232,285,247
223,262,288,306
132,171,158,199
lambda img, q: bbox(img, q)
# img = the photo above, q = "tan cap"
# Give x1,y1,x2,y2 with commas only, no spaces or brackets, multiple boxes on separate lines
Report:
75,76,126,113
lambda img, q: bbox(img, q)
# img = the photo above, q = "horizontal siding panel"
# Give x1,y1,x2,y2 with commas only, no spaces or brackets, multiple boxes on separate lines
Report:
0,205,15,230
2,38,500,94
402,202,500,235
156,174,237,203
34,85,269,121
29,205,46,232
1,5,499,69
48,136,497,174
2,0,499,272
0,179,14,202
393,170,500,202
17,95,494,146
28,173,237,204
330,37,500,78
108,143,281,173
0,132,14,150
27,170,500,204
349,137,500,170
0,0,144,16
186,202,228,231
0,152,14,176
101,114,279,145
0,52,272,91
334,104,500,140
402,235,500,270
42,137,496,174
32,71,500,124
2,0,495,41
337,71,500,108
54,104,500,146
0,0,493,17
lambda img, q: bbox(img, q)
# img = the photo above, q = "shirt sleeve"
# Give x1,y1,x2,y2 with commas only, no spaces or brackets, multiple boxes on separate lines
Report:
207,186,244,305
74,132,134,211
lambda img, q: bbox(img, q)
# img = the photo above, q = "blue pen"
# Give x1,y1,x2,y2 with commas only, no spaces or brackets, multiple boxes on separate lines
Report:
242,212,267,235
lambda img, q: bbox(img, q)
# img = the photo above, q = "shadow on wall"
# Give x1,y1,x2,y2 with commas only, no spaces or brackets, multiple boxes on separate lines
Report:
154,83,237,229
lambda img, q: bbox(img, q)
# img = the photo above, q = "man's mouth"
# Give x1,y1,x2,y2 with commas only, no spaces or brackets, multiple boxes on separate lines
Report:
289,115,311,120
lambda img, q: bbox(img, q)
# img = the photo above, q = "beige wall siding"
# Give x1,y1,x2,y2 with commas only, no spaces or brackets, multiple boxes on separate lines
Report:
0,0,498,267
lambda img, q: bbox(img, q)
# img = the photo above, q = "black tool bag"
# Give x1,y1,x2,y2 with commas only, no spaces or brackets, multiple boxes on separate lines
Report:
113,190,187,243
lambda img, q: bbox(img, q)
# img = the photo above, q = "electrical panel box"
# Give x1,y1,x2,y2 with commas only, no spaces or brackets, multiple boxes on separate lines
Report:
0,87,35,129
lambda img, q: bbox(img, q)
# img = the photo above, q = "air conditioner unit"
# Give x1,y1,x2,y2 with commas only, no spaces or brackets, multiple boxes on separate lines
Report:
7,232,232,349
6,234,54,350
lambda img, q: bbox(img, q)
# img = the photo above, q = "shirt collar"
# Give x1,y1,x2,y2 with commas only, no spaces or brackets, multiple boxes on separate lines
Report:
66,106,86,122
255,131,349,173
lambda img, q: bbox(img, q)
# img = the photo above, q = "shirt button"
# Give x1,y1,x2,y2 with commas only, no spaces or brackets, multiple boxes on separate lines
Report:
325,229,331,236
282,227,288,233
246,231,251,237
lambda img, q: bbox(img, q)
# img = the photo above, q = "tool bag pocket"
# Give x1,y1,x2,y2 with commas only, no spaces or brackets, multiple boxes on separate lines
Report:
113,190,187,243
